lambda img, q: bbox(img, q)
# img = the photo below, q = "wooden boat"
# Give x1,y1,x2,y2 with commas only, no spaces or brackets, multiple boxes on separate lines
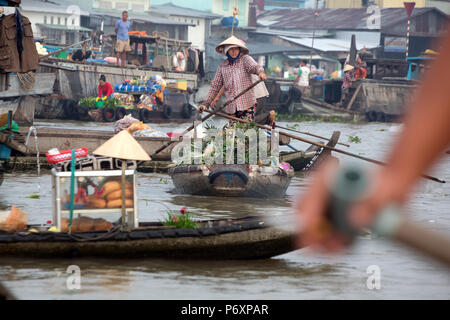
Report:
169,164,294,198
0,216,297,259
39,56,199,101
280,131,341,171
17,126,292,162
0,73,57,126
36,36,200,123
34,92,198,123
18,126,177,161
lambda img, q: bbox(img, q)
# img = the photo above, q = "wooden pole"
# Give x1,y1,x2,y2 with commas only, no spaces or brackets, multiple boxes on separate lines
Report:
274,124,351,147
121,160,126,227
205,110,446,184
39,40,89,61
309,0,319,74
150,79,264,157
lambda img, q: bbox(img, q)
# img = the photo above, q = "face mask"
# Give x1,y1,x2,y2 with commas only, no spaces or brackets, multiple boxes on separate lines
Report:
226,51,240,62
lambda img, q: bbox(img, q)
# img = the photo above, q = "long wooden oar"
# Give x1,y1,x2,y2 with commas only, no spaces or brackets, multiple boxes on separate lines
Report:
275,124,351,147
151,79,264,157
205,110,446,184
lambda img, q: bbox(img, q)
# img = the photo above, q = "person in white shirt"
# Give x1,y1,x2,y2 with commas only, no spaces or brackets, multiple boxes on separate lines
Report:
295,60,310,97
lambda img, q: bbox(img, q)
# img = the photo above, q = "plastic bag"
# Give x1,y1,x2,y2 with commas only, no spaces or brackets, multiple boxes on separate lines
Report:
127,121,152,134
133,129,169,138
114,114,139,133
0,206,28,232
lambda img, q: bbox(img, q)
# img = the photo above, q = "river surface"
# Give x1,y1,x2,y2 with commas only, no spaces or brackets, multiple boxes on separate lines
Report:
0,120,449,300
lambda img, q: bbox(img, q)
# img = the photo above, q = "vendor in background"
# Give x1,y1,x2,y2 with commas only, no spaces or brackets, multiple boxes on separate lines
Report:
294,60,310,97
72,47,92,62
172,51,186,72
354,56,367,79
97,75,114,100
340,64,354,106
71,41,92,62
115,11,131,67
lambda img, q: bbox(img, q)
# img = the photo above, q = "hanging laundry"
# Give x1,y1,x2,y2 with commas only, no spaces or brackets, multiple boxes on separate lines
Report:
0,11,39,73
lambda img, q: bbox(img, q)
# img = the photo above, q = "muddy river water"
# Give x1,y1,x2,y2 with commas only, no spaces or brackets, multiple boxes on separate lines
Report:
0,120,449,299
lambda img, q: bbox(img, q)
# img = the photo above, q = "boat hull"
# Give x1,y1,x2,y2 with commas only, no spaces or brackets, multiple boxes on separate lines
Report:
0,217,297,259
169,164,294,198
280,131,341,171
18,127,177,160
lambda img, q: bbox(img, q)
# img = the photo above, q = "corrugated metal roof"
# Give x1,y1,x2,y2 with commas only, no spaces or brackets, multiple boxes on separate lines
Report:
286,54,339,63
89,9,194,26
257,8,447,31
246,41,309,55
36,23,92,32
21,0,90,16
151,3,222,19
280,36,379,52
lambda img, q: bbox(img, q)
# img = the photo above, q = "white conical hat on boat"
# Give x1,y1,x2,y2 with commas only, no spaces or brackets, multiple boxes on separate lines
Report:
93,130,151,161
216,35,249,55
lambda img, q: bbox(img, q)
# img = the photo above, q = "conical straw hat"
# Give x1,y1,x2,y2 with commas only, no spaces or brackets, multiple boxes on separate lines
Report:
93,130,151,161
216,35,249,55
344,64,354,72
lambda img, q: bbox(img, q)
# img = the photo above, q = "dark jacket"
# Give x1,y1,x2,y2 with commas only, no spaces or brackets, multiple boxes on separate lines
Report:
0,13,39,73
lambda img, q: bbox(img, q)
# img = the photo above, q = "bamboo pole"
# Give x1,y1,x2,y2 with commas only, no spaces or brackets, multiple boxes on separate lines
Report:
150,79,264,157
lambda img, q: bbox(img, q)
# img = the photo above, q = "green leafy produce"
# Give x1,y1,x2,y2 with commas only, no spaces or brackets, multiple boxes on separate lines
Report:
104,98,121,108
79,97,96,108
180,122,275,166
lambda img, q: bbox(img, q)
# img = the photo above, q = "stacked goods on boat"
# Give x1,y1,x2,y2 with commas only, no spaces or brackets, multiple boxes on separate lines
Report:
77,96,124,122
114,115,169,138
73,75,193,123
0,206,27,232
169,123,294,198
48,149,139,231
114,75,169,121
35,42,48,56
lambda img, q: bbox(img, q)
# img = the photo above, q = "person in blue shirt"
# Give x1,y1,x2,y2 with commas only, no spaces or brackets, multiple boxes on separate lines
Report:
115,11,131,67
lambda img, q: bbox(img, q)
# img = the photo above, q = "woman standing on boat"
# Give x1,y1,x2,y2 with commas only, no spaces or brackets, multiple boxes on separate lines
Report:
198,36,267,121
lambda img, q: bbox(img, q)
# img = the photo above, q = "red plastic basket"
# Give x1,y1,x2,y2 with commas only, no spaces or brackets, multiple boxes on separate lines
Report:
46,148,88,164
167,132,180,138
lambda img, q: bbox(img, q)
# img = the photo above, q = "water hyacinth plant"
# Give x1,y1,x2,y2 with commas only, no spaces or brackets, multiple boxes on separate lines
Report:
162,207,197,229
180,122,277,166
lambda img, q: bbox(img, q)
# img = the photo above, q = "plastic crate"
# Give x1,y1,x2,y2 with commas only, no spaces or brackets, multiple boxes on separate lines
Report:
46,148,88,164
